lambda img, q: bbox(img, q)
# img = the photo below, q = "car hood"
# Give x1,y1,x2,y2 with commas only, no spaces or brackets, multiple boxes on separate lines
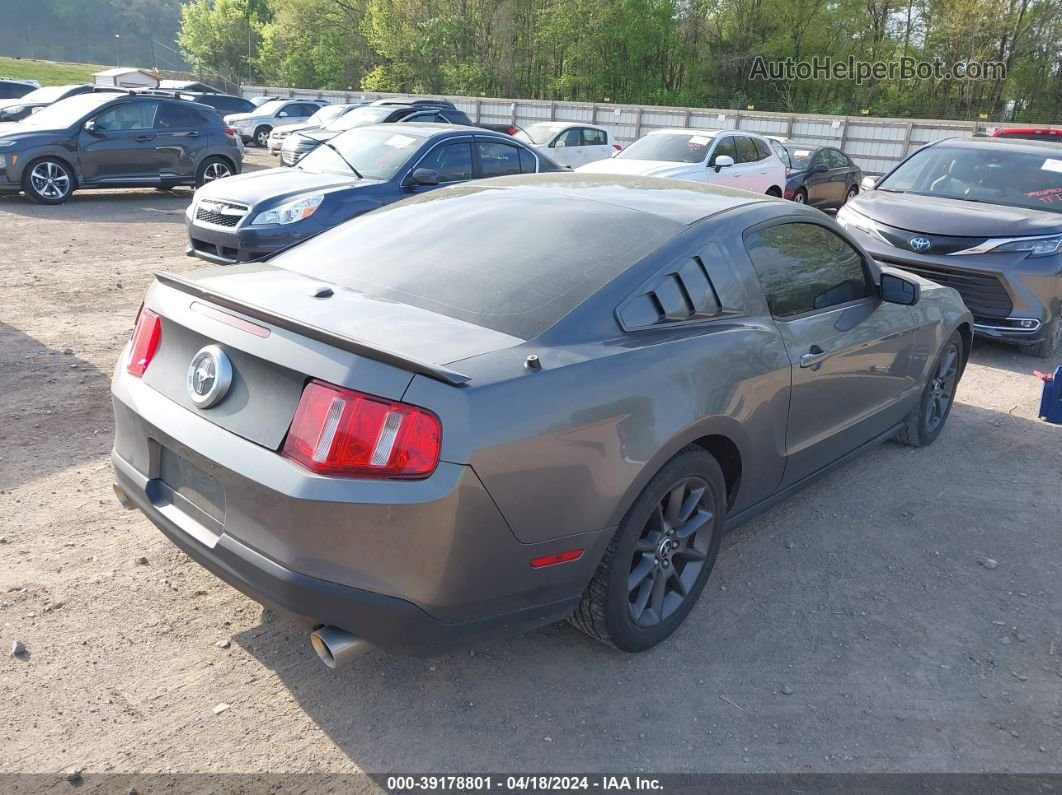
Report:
0,126,65,145
850,190,1061,237
272,121,312,135
195,167,382,206
167,264,525,365
575,158,703,179
301,128,341,143
224,112,264,124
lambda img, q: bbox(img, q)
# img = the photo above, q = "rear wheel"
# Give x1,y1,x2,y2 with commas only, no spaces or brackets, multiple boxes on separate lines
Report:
766,186,782,198
793,188,807,204
253,125,272,147
195,157,233,188
1020,313,1062,359
844,185,858,203
569,447,726,651
895,330,964,447
23,157,74,205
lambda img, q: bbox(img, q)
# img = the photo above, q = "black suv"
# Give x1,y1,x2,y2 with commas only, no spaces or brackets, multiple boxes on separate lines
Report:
0,92,243,204
140,89,256,118
280,100,474,164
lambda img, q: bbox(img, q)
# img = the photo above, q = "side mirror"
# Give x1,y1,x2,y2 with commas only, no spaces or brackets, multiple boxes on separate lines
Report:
713,154,735,173
278,111,289,118
83,119,99,134
813,163,829,173
860,175,878,191
411,168,439,186
880,272,920,306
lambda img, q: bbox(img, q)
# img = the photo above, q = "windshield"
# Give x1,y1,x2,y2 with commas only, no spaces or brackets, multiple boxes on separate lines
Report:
253,99,287,116
618,132,716,163
16,93,114,128
18,85,73,104
517,123,564,145
782,145,816,171
324,106,394,132
308,105,347,126
878,144,1062,213
297,127,424,179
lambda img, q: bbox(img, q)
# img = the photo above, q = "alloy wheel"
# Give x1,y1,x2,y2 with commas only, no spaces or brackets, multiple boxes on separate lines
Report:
925,342,960,433
202,161,232,182
793,191,806,204
627,476,714,627
30,161,71,200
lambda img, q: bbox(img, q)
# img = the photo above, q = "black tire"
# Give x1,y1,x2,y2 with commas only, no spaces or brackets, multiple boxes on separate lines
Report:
569,446,726,652
1019,314,1062,359
895,330,964,447
792,188,807,204
843,185,858,203
195,157,234,188
253,125,272,147
766,186,782,198
22,157,75,205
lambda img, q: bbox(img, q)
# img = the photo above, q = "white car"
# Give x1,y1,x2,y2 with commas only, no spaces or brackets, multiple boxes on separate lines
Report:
224,98,330,147
267,104,358,156
515,122,619,168
576,128,786,195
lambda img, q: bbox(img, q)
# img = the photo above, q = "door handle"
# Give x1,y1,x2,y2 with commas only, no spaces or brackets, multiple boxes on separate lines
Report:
135,135,154,142
185,131,200,138
799,346,830,368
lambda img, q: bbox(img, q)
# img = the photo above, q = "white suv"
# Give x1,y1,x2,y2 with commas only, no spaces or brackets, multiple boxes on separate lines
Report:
515,122,619,168
224,99,330,147
576,128,785,195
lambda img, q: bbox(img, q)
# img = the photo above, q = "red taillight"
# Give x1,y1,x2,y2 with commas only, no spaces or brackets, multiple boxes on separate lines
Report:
126,307,161,378
507,126,517,136
282,380,441,479
530,549,584,568
612,143,623,151
223,127,237,136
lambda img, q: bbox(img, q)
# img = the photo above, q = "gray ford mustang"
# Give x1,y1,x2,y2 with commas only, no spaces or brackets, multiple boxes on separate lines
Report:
111,175,972,666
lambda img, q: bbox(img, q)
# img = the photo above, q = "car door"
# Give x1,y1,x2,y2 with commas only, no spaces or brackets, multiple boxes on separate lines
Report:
153,102,208,179
734,135,774,192
405,138,473,192
547,128,583,168
580,126,614,164
706,135,740,187
803,149,836,207
827,148,855,202
78,100,162,183
743,220,918,485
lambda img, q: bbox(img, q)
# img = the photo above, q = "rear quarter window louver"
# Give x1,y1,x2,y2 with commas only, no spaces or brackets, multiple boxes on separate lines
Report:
620,256,723,330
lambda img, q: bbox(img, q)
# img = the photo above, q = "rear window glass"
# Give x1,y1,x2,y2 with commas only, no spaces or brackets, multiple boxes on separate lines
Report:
272,187,681,339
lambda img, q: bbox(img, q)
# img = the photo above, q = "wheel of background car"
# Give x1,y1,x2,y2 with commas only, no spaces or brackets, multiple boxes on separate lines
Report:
844,186,858,203
895,330,964,447
253,125,272,147
22,157,74,205
196,157,233,187
793,188,807,204
569,446,726,652
1020,313,1062,359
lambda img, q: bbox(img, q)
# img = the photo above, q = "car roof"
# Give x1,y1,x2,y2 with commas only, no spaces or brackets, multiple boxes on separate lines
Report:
938,135,1062,154
647,127,723,137
435,173,769,226
351,122,502,139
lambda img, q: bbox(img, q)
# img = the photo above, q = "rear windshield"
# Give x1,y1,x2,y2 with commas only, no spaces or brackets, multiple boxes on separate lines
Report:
879,144,1062,213
271,186,680,339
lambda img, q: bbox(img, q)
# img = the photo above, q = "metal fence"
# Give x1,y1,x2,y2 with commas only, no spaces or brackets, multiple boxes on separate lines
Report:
242,85,1006,175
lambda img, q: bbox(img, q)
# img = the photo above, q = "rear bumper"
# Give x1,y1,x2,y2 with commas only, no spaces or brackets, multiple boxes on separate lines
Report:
110,369,607,653
113,452,578,654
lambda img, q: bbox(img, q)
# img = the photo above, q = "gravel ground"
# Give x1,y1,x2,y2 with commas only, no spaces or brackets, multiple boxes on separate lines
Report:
1,149,1061,774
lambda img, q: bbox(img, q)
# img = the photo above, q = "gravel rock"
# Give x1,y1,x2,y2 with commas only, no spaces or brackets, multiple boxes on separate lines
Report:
781,684,794,695
213,703,230,715
978,558,999,570
62,348,74,355
11,640,26,656
215,639,231,649
134,556,148,566
66,769,82,783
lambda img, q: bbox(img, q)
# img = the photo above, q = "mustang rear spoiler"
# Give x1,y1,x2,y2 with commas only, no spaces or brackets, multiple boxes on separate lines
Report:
154,271,471,386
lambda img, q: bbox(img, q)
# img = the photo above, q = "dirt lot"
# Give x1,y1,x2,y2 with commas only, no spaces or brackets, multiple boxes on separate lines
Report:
1,149,1061,775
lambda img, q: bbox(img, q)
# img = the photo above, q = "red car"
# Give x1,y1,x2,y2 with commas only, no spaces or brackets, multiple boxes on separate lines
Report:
989,127,1062,142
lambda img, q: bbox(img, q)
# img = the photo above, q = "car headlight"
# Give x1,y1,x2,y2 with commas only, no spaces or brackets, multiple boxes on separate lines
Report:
988,235,1062,258
4,105,24,115
251,194,324,226
836,204,889,243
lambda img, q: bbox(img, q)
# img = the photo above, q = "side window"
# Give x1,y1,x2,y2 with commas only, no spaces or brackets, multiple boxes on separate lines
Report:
709,136,737,165
417,141,472,182
811,150,829,169
518,147,538,173
736,136,760,163
93,101,157,131
553,129,582,148
753,137,772,160
828,149,850,168
155,103,200,129
619,256,724,329
745,223,874,318
583,127,607,146
477,141,522,177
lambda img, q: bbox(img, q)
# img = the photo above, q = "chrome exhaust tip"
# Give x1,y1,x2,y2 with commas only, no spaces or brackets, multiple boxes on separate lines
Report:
112,483,135,510
310,626,372,669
